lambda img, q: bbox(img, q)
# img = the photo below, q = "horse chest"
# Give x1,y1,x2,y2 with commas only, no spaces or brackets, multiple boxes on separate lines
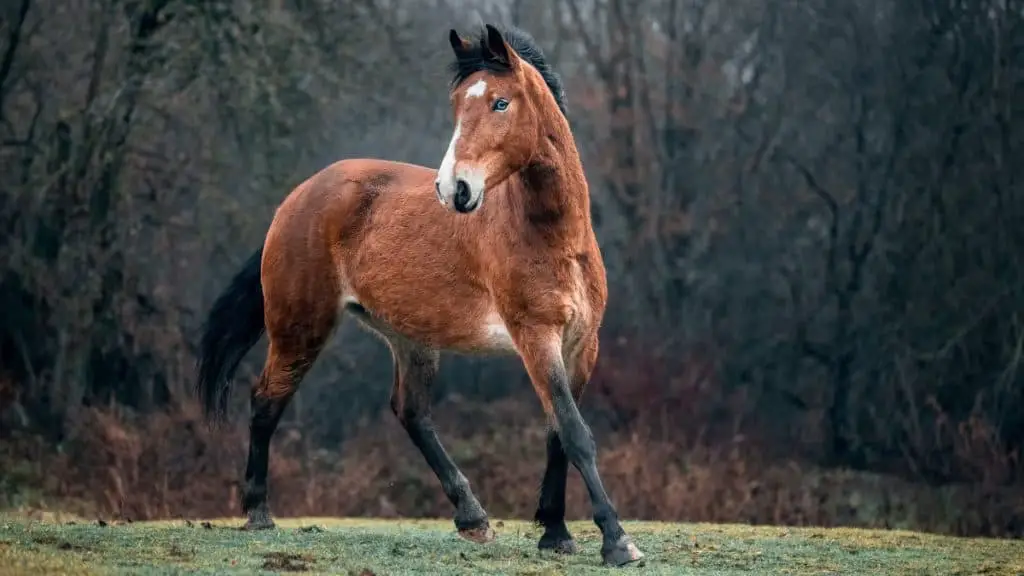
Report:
480,258,594,354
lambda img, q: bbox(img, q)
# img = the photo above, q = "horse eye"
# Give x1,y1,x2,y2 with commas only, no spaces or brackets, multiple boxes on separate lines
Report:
492,98,509,112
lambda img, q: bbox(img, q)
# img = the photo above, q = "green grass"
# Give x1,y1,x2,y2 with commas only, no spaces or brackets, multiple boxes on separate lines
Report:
1,514,1022,575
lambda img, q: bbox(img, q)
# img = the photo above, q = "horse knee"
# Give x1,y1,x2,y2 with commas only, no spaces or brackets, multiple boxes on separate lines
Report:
560,419,596,463
389,343,438,428
551,398,595,463
390,396,424,429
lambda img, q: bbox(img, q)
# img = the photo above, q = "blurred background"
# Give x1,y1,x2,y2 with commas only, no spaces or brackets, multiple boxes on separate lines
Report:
1,0,1022,537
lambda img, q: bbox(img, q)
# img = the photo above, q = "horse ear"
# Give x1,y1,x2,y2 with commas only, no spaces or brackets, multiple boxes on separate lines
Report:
449,29,471,54
484,24,517,69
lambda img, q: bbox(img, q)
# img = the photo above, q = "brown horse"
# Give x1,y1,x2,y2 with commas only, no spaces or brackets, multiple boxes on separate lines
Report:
195,24,644,567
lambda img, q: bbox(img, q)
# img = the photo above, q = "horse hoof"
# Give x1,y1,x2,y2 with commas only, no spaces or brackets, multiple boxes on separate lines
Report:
601,536,645,567
242,519,275,531
242,510,275,531
458,524,496,544
538,537,578,555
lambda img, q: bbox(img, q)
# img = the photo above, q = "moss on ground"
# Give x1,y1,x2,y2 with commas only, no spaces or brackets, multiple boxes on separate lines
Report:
1,515,1022,575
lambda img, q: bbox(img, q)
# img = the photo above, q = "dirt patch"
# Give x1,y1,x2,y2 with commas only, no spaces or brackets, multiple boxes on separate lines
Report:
30,534,89,552
166,543,194,560
262,551,315,572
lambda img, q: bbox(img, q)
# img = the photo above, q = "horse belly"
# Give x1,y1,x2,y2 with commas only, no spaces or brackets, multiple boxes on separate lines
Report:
478,309,518,353
340,292,518,355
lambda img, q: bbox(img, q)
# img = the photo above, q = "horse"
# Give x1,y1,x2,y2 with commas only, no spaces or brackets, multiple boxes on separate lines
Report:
194,24,645,567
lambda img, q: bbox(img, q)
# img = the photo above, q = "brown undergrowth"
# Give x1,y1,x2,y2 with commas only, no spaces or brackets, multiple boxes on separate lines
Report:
1,395,1021,538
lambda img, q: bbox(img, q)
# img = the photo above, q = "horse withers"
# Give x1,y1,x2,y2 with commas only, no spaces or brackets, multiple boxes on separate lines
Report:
195,24,644,567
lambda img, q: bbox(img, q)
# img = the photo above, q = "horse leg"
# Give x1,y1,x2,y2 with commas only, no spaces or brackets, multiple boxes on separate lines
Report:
516,329,643,567
388,338,493,542
534,431,574,552
242,338,326,530
534,336,597,555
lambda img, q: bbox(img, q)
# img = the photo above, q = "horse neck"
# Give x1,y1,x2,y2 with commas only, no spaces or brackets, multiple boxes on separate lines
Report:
517,115,593,245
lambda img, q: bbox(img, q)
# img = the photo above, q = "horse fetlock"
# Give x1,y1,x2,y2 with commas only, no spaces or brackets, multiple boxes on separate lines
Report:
453,498,489,529
537,523,577,554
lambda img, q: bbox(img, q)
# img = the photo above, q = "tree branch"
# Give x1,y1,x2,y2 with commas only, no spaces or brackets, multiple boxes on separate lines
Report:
0,0,32,120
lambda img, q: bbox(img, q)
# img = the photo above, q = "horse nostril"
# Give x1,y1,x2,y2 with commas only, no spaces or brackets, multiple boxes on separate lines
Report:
434,181,443,202
454,179,471,211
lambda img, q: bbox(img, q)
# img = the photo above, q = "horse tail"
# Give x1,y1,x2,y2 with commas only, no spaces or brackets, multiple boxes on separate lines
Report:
195,246,266,422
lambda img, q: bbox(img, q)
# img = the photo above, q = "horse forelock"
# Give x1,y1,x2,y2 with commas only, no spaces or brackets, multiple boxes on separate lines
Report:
448,25,567,117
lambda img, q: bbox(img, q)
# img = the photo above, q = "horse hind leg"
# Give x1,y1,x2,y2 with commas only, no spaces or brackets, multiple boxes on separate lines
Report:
242,330,331,530
387,337,493,542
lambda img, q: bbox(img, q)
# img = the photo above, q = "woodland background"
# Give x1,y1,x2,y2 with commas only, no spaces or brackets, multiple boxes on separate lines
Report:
1,0,1022,537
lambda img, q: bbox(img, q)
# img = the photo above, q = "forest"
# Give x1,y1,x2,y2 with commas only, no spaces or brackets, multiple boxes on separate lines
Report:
1,0,1022,536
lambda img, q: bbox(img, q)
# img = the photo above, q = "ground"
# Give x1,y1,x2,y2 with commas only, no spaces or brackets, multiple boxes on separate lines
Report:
1,514,1022,575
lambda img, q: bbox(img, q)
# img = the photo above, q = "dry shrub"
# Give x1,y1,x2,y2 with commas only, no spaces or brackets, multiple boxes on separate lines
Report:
925,398,1021,487
2,397,1021,538
591,338,725,435
48,406,246,520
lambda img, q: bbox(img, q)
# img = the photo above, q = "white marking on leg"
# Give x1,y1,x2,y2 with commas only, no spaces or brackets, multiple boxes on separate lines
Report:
436,119,462,206
483,310,517,352
465,79,488,98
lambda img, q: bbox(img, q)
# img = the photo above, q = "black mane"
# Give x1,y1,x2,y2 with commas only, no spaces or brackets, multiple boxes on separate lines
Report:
448,25,567,116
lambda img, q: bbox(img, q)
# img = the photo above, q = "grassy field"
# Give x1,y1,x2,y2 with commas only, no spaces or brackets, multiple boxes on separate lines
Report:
1,514,1022,575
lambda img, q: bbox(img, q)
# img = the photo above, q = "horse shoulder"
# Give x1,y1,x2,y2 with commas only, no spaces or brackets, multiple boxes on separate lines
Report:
492,248,600,330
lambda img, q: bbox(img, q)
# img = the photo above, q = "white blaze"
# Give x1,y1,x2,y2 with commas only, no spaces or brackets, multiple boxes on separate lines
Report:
436,119,461,206
434,80,490,211
465,79,487,98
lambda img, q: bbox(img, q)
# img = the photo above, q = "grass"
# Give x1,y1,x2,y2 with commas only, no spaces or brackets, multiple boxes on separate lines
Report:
1,514,1022,575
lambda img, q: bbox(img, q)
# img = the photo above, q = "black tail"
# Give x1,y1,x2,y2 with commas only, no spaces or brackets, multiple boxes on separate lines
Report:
195,247,266,422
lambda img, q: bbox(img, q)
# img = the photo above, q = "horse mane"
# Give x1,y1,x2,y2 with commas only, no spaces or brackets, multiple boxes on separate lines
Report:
448,25,567,116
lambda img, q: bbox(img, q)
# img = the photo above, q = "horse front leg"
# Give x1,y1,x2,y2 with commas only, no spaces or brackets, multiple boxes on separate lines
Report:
515,328,644,567
535,429,575,553
387,338,493,542
534,334,598,554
